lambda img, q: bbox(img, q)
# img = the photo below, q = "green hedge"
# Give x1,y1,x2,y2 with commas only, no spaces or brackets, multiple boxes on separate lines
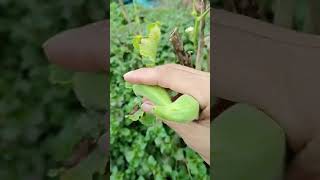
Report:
0,1,105,179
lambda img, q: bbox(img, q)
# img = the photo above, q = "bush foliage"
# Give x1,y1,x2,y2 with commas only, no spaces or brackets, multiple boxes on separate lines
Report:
212,0,320,179
110,2,209,179
0,1,106,179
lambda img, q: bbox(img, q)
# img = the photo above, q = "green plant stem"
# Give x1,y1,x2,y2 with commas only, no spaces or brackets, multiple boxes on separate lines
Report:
195,0,207,70
197,7,210,21
207,46,210,72
117,0,130,24
193,19,200,49
192,0,197,14
133,0,141,34
193,5,210,53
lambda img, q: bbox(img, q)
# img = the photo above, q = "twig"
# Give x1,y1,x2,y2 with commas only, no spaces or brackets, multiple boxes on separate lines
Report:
204,35,210,72
195,0,207,70
208,46,210,72
169,28,192,67
117,0,130,24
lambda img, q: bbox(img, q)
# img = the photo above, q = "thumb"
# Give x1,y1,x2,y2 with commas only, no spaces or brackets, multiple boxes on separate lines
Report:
163,120,210,164
123,64,210,109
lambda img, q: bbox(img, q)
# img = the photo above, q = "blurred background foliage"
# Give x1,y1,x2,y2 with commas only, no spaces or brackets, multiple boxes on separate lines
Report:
211,0,320,179
110,1,210,179
212,0,320,34
0,0,106,180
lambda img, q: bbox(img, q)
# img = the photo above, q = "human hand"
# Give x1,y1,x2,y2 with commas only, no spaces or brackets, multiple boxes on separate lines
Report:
43,20,109,154
213,9,320,179
124,64,210,164
43,20,108,72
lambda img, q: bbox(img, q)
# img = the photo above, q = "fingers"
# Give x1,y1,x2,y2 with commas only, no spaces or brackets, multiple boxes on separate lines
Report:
141,100,154,112
163,120,210,164
124,64,210,108
43,20,109,72
286,137,320,180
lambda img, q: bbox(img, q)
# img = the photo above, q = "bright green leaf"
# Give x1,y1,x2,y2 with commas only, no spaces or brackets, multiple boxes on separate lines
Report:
136,22,161,66
139,113,156,126
126,109,144,121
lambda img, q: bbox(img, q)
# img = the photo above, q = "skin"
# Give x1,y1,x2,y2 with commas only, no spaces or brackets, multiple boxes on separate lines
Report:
214,10,320,179
124,64,210,164
43,20,211,165
43,20,109,72
43,9,320,179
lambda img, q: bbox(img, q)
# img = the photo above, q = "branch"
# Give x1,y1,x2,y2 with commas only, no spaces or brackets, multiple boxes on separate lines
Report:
118,0,130,24
169,28,192,67
195,0,207,70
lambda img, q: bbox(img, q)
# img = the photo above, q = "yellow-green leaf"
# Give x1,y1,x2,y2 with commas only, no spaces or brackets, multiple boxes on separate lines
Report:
135,22,161,66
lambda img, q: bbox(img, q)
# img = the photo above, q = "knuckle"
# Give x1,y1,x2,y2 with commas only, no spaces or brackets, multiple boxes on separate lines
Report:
165,63,178,69
159,63,177,70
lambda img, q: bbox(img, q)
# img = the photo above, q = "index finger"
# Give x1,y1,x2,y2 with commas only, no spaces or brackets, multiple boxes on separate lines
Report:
124,64,210,109
43,20,109,72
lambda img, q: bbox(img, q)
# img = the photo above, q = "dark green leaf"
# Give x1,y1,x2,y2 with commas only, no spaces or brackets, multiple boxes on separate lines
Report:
212,104,286,180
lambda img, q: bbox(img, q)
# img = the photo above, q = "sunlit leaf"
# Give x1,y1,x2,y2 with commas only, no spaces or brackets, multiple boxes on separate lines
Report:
132,35,142,52
135,22,161,66
126,109,144,121
140,113,156,126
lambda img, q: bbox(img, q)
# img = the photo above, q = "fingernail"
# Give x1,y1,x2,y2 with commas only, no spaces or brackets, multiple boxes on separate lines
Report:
42,38,50,50
42,37,53,59
141,103,154,112
123,71,135,80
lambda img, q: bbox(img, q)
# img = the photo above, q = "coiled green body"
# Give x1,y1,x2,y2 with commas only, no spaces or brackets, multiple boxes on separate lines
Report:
132,84,171,105
132,84,199,123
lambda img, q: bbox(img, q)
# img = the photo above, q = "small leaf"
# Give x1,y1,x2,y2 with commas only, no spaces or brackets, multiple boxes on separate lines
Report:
139,113,156,126
126,109,144,121
132,35,142,52
125,150,135,163
174,149,184,161
73,72,107,110
47,168,64,178
134,22,161,66
147,155,157,167
125,82,133,89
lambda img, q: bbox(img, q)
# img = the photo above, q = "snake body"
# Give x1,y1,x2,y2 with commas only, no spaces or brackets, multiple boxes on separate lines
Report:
132,84,199,123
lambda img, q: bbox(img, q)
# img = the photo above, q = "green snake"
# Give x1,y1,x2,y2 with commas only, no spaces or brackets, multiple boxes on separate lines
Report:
132,84,199,123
